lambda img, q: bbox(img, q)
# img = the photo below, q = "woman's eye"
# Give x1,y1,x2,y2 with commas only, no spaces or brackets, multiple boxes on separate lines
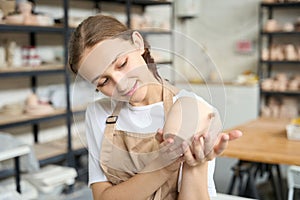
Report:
97,78,109,87
119,59,127,68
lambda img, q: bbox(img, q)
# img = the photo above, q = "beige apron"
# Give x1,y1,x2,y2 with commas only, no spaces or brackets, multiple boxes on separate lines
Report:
100,82,181,200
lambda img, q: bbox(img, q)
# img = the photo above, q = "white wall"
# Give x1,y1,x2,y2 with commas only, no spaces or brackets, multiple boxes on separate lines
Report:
176,0,260,82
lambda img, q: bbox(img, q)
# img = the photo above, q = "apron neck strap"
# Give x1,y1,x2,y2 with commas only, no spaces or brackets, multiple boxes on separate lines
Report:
106,79,177,126
162,80,176,121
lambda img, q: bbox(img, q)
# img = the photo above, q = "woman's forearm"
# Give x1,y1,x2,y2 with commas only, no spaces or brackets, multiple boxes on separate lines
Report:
178,162,210,200
92,160,180,200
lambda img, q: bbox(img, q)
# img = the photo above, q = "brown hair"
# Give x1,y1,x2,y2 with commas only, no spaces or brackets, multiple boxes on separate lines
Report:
68,14,161,81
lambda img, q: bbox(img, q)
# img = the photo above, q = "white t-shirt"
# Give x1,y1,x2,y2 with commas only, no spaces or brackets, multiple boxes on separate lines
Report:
85,89,217,197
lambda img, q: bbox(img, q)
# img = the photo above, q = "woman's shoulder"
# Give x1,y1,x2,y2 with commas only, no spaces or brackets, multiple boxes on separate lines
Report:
176,89,212,107
86,98,115,116
176,89,200,99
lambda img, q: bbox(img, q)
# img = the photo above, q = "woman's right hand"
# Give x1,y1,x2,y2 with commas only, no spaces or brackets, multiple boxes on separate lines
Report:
140,129,182,174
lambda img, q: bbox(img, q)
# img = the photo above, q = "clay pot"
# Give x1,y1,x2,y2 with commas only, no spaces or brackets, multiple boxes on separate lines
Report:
298,46,300,61
288,78,299,91
284,44,298,61
270,45,284,61
163,96,222,156
275,73,288,82
261,78,274,91
264,19,280,32
282,22,295,32
26,93,39,106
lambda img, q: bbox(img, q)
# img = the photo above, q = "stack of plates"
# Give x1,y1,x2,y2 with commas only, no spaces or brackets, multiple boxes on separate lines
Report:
0,103,24,115
24,104,54,116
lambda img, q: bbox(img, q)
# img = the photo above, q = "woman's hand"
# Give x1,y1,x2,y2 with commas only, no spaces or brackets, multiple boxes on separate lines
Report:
155,129,243,167
183,130,243,166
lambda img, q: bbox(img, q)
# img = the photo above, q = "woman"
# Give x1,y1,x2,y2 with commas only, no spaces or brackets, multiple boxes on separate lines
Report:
68,14,242,200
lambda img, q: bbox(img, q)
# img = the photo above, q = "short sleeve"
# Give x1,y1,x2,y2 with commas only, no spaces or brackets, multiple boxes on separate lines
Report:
85,104,108,187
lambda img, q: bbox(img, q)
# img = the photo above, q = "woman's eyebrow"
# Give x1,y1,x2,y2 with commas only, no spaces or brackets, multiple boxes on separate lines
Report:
90,52,124,84
111,52,124,65
91,75,101,84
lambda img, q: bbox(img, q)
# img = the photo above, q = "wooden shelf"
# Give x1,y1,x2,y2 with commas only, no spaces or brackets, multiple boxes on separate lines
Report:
261,2,300,8
0,24,65,33
85,0,172,6
261,90,300,96
260,60,300,65
0,109,67,129
34,134,87,164
261,31,300,36
0,64,65,77
72,105,87,114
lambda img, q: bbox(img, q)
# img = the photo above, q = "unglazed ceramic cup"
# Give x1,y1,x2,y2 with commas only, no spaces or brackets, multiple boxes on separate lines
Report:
163,96,222,157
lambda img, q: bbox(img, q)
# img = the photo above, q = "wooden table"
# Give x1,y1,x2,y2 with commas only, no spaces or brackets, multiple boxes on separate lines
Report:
221,117,299,200
222,117,300,166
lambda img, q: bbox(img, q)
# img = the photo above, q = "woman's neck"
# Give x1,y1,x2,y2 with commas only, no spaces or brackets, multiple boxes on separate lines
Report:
130,81,164,107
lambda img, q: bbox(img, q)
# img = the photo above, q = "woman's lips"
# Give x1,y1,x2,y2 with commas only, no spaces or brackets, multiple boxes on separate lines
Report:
125,81,138,96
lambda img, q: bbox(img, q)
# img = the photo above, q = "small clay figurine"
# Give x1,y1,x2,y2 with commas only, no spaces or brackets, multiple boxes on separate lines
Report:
18,1,38,25
284,44,298,61
261,78,274,91
24,93,54,116
274,73,288,91
261,48,269,61
270,45,284,61
288,77,299,91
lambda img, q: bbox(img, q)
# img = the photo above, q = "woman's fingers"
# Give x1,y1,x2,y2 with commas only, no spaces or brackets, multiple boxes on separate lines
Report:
212,133,229,156
228,129,243,140
211,130,243,156
155,128,164,143
192,135,205,161
181,130,243,166
182,141,198,166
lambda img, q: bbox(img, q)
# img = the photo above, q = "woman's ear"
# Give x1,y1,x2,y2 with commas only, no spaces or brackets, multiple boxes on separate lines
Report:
131,31,145,55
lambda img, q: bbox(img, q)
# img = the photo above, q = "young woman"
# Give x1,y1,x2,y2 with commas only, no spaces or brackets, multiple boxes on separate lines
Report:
68,14,242,200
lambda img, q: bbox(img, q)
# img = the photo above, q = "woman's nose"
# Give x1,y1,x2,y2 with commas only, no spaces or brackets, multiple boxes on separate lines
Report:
113,73,128,93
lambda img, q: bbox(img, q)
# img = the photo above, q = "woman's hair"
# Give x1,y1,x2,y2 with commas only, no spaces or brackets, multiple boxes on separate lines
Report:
68,14,161,81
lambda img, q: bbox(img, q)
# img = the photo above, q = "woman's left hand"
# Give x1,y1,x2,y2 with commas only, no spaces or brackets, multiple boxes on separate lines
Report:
182,130,243,166
155,129,242,166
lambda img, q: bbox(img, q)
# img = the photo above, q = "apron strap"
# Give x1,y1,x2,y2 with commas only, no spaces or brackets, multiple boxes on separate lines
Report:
104,101,123,140
162,80,177,121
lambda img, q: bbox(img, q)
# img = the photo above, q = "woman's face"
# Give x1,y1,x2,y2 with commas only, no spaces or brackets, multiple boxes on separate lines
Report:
78,32,160,106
